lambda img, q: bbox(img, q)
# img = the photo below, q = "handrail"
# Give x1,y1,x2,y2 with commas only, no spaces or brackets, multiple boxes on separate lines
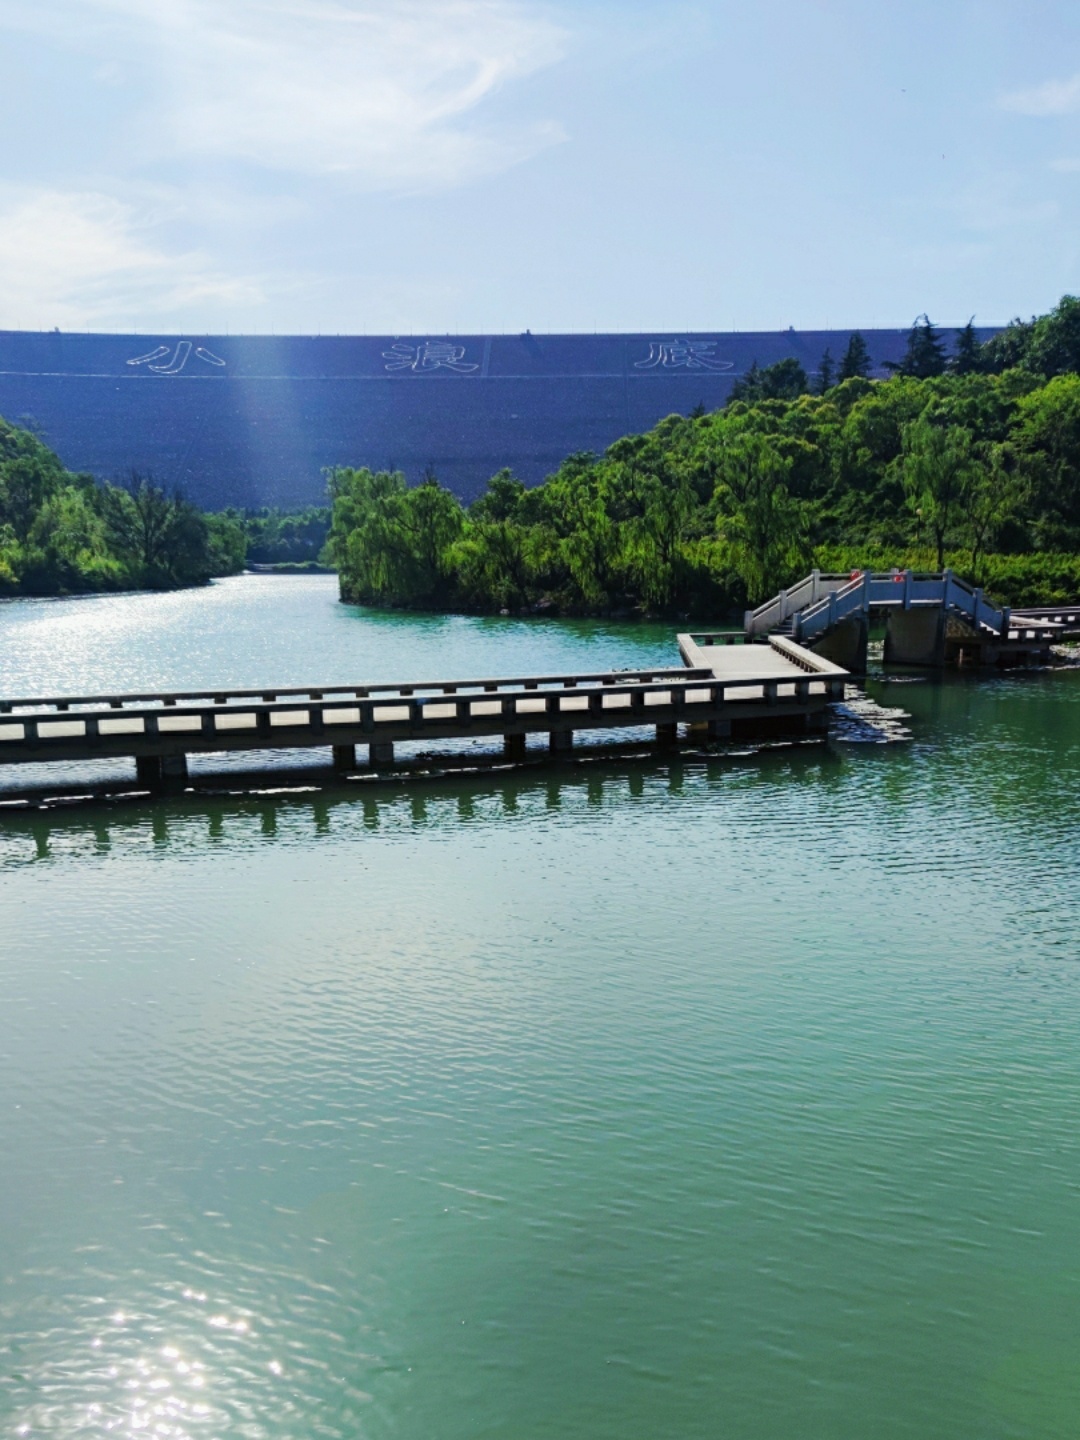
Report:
0,669,849,765
750,568,1014,643
0,667,713,715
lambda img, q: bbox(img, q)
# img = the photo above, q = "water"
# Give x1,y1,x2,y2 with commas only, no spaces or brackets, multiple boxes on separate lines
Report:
2,575,1079,1439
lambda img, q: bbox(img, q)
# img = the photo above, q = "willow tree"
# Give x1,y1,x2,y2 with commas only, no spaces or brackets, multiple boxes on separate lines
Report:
899,419,974,569
714,432,808,603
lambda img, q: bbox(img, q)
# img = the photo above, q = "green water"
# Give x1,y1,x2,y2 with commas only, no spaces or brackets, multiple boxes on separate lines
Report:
2,575,1079,1439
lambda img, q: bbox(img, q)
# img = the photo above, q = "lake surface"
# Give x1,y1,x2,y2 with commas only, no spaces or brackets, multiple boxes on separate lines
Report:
2,574,1079,1440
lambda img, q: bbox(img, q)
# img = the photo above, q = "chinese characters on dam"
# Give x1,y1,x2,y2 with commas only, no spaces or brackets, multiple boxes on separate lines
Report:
382,341,479,373
121,337,737,379
126,342,226,375
634,340,734,372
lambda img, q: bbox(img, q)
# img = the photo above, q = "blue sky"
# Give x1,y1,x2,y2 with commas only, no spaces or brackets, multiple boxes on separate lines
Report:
0,0,1078,334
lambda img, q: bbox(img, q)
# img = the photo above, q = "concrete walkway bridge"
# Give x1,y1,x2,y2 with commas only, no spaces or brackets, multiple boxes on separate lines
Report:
745,569,1066,669
0,635,847,795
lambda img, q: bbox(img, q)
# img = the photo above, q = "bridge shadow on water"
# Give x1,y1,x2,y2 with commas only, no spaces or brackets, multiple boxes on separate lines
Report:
0,732,860,868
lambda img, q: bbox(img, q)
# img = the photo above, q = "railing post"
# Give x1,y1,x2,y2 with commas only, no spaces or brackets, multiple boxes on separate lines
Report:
743,609,753,635
1000,606,1011,638
903,569,912,610
811,568,821,603
779,587,789,622
863,570,871,612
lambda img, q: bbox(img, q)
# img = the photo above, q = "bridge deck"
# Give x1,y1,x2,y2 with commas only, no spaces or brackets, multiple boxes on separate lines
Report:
0,639,848,791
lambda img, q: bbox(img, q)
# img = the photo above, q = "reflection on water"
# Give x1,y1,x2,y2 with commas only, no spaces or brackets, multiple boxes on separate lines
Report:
3,578,1080,1440
0,745,859,871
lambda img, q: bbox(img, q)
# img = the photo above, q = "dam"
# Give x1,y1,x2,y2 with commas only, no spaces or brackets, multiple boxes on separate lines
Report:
0,325,999,508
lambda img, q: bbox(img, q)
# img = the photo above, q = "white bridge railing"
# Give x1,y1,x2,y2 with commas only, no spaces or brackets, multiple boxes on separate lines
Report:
745,570,1011,644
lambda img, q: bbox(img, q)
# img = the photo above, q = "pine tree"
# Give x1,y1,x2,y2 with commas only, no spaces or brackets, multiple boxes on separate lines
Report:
729,360,761,403
815,348,835,394
950,318,981,375
837,332,873,381
887,315,947,379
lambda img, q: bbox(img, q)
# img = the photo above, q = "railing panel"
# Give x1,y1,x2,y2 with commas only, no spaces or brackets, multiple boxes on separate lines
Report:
38,720,87,739
100,717,146,735
214,713,256,731
158,715,203,733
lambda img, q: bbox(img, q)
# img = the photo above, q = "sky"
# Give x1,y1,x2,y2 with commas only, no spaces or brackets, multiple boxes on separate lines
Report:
0,0,1079,335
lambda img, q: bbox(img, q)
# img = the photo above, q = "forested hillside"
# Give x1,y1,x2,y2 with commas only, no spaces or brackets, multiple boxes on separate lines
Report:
329,300,1080,615
0,418,246,595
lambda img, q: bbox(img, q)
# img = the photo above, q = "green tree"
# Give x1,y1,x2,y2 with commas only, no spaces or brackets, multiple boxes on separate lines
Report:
815,348,835,394
101,474,214,586
837,332,873,381
1011,374,1080,548
1026,294,1080,377
887,315,948,379
961,443,1026,582
980,315,1037,374
899,419,974,568
951,319,981,375
714,432,808,602
729,357,809,405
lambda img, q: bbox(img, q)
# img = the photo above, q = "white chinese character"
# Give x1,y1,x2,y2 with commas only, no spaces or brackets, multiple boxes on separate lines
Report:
383,341,478,374
634,340,733,372
127,343,226,375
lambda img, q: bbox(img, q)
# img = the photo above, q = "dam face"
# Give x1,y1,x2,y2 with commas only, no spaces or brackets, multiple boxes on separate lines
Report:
0,327,998,508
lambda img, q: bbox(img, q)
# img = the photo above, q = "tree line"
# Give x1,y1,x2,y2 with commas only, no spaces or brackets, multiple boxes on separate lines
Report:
327,297,1080,616
0,415,333,595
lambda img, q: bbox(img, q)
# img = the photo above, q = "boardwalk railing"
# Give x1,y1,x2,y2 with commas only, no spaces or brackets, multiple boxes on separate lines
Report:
743,572,851,636
745,569,1016,644
0,666,846,773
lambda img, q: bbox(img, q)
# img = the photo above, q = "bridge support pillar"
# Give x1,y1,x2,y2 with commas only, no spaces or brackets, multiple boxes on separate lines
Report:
332,743,356,772
503,732,527,761
689,718,731,743
136,753,188,793
884,608,947,667
655,722,678,748
812,615,867,673
369,740,395,767
549,728,573,753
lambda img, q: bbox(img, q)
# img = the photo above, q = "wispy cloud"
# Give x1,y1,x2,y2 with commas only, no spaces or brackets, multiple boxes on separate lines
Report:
0,190,262,328
1000,72,1080,117
4,0,569,191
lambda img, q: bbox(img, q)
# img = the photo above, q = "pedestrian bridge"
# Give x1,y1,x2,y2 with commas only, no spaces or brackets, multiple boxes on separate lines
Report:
745,569,1064,668
0,635,846,793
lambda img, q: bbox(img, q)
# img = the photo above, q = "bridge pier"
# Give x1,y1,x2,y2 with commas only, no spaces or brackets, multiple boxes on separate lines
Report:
884,608,947,667
332,743,356,772
549,728,573,753
369,740,395,767
655,721,678,748
503,732,527,761
135,753,188,793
